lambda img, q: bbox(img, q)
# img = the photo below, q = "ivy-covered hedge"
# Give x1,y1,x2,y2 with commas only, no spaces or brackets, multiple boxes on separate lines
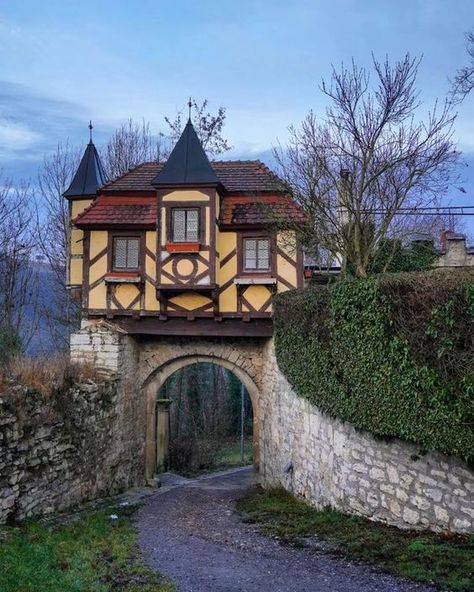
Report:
274,269,474,463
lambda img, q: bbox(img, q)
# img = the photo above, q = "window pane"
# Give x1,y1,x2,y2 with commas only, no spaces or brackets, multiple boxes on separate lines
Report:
127,239,139,269
172,210,186,242
257,239,270,269
186,210,199,241
114,238,128,268
245,239,257,269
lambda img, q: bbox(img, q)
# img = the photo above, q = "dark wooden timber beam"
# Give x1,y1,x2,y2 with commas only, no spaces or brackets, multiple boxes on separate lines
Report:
115,317,273,337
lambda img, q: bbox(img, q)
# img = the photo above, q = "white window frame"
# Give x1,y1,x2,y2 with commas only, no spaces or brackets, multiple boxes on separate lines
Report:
171,208,200,243
243,237,271,272
112,236,140,271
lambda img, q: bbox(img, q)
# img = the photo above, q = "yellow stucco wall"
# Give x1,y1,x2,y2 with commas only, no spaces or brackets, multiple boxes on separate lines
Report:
145,281,159,311
89,255,107,285
146,231,157,255
169,292,212,311
70,228,84,256
70,258,83,286
89,231,108,259
88,283,107,309
162,190,210,202
71,199,93,218
241,285,272,312
112,284,140,309
276,231,298,292
217,232,237,312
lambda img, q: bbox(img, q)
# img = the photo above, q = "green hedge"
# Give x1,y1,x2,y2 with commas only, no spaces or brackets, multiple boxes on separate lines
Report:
274,269,474,463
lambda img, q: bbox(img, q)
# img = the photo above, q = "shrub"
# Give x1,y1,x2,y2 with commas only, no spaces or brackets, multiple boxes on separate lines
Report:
0,328,22,366
0,354,100,396
274,269,474,462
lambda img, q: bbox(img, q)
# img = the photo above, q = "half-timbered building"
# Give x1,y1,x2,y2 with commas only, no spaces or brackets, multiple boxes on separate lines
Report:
65,120,304,337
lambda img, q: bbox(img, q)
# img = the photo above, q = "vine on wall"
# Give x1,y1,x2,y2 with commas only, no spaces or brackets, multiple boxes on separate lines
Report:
274,269,474,462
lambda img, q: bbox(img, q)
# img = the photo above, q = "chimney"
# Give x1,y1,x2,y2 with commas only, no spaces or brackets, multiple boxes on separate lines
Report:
338,169,352,227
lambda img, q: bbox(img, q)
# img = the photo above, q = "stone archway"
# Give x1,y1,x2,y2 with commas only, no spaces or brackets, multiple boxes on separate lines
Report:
142,353,262,481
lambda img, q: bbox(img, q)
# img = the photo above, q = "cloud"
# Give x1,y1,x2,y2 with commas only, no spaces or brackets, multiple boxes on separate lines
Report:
0,80,106,178
0,119,42,154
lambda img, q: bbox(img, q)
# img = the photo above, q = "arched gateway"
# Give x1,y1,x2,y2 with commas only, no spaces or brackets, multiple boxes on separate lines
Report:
70,323,270,481
66,117,303,482
142,340,264,479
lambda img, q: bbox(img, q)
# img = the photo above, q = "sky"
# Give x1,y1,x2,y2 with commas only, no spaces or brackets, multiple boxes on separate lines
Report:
1,0,474,209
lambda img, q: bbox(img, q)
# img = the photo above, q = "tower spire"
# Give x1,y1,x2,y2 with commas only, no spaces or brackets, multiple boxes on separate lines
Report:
151,118,219,187
63,122,108,199
187,97,192,122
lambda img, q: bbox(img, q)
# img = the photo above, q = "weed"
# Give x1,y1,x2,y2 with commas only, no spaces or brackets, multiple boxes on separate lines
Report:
0,506,174,592
238,488,474,591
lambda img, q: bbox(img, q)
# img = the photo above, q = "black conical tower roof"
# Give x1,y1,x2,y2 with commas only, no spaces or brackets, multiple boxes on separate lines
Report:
63,140,107,199
152,120,219,186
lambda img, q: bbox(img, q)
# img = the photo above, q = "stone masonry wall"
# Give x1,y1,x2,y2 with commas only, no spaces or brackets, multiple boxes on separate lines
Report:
259,342,474,534
26,320,474,533
70,320,131,372
0,376,145,524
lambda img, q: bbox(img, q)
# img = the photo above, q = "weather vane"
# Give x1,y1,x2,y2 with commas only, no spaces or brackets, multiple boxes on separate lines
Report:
89,120,93,142
188,97,192,120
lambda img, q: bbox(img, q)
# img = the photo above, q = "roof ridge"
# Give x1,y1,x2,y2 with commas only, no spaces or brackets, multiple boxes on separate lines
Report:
211,159,263,165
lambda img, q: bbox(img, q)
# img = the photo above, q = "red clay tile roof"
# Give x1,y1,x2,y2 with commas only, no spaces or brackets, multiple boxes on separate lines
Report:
74,196,156,228
100,160,286,193
219,195,305,226
74,160,303,228
75,193,304,229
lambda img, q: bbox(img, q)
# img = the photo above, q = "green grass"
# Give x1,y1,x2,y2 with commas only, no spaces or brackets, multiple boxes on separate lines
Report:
214,438,253,470
0,506,174,592
237,487,474,592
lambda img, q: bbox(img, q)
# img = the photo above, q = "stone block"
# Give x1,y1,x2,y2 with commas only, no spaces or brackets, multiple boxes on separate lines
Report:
403,507,420,525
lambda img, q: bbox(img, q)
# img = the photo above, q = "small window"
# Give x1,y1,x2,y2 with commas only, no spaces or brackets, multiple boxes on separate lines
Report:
172,208,199,242
244,237,271,271
113,237,140,271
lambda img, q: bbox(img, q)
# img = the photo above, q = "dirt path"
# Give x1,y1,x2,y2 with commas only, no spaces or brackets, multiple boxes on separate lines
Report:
137,467,435,592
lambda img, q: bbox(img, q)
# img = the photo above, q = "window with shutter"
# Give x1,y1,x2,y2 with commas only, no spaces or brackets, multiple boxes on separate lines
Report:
171,208,199,242
113,237,140,271
243,237,271,271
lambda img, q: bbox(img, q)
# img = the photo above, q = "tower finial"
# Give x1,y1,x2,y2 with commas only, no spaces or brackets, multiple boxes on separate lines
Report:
89,120,93,142
187,97,192,121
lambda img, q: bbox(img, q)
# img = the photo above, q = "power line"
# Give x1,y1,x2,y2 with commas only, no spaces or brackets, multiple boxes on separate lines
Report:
362,205,474,216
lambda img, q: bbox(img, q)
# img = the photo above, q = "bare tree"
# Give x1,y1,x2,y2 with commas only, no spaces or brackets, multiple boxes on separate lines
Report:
99,101,231,181
0,176,38,361
165,99,232,156
274,55,458,277
451,32,474,103
103,118,168,180
37,141,82,350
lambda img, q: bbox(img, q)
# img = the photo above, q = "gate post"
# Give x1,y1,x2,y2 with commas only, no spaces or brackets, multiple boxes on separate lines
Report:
156,398,172,474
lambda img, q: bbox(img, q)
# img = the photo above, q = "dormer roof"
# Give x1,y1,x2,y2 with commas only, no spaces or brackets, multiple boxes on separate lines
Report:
151,120,219,187
63,140,107,199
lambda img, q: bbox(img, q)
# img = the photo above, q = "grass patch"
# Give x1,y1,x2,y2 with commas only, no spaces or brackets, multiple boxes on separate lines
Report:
174,437,253,477
214,438,253,470
237,487,474,591
0,506,174,592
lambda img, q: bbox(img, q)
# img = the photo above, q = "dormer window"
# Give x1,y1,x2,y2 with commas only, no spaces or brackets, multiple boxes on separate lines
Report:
171,208,199,242
113,236,140,271
243,237,270,271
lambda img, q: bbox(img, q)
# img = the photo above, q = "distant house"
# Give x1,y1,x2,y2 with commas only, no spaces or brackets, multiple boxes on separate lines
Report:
64,120,304,337
436,231,474,268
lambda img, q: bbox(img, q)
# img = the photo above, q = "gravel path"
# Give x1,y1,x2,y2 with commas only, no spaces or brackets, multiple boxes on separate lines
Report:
137,467,436,592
